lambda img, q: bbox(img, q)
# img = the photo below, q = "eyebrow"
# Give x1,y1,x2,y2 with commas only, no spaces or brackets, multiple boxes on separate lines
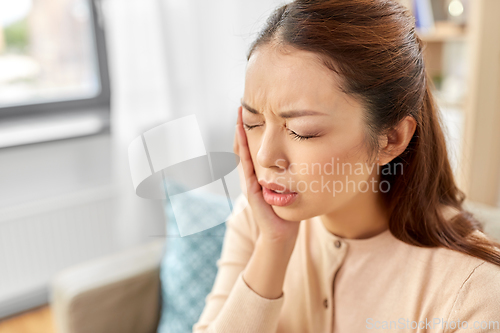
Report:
240,100,327,119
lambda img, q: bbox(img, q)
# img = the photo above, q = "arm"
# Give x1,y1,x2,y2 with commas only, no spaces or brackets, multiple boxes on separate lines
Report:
192,195,289,333
193,106,302,332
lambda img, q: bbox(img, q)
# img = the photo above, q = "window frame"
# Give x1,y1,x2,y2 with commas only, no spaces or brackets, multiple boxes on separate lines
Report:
0,0,111,122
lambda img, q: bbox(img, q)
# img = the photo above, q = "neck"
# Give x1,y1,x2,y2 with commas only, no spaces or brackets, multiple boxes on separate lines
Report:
319,188,390,240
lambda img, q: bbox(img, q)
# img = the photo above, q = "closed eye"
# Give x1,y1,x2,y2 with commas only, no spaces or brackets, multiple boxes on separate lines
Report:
287,129,319,141
243,123,319,141
242,123,261,130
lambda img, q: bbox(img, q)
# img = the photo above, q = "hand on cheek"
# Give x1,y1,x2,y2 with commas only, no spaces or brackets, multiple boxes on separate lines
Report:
235,106,302,245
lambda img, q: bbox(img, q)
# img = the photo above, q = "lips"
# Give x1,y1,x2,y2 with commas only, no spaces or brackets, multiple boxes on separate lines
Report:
258,179,296,194
260,181,299,207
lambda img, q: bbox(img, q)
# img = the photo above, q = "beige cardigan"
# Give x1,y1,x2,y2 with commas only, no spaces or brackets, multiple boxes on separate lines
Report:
193,194,500,332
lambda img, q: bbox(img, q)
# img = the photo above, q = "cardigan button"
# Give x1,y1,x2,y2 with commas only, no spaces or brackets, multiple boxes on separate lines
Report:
334,240,342,248
323,298,328,308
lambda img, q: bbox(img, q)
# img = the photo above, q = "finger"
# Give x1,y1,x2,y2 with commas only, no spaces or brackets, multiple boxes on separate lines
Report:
234,106,242,154
237,159,247,198
233,124,238,155
237,105,242,125
234,106,241,161
236,108,261,196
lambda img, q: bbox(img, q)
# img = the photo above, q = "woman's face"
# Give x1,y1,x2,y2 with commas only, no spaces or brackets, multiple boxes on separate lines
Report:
242,44,382,221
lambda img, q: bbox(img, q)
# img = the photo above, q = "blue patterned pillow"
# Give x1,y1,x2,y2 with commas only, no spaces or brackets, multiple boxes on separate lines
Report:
156,187,230,333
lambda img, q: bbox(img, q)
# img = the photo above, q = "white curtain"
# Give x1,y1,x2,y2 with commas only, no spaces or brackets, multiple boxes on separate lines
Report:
101,0,285,247
157,0,286,152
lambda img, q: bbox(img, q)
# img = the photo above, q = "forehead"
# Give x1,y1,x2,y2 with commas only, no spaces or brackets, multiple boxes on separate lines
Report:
244,44,347,113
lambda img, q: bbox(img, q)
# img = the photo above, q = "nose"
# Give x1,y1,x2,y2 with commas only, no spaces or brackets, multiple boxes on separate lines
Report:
256,125,288,171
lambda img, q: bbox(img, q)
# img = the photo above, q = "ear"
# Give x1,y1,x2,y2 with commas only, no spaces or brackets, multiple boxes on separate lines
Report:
378,115,417,165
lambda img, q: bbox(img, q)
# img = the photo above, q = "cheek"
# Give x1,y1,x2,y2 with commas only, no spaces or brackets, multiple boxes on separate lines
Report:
297,134,376,199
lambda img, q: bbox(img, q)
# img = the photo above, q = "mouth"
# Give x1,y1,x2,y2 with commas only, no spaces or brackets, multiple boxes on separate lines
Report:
258,179,298,206
267,188,296,194
261,187,298,206
258,179,296,193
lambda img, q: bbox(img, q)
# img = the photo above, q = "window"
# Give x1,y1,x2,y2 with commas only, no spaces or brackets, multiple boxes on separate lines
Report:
0,0,110,148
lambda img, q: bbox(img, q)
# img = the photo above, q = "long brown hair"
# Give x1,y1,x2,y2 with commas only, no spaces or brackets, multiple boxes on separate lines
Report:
247,0,500,265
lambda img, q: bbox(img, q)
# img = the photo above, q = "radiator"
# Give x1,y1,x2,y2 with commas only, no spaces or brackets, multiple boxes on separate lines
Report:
0,185,118,318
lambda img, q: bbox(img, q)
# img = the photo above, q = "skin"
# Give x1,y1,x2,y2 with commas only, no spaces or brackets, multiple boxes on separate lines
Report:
233,43,417,299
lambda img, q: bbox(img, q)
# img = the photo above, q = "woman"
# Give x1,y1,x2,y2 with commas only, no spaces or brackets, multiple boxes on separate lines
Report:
194,0,500,332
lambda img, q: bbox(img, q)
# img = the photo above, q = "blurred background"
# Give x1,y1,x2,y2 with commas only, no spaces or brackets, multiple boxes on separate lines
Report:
0,0,499,332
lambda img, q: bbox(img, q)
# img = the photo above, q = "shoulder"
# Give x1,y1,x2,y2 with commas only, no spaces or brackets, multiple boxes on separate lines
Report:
406,231,499,281
387,229,499,290
445,259,500,327
402,242,500,326
464,259,500,287
456,258,500,298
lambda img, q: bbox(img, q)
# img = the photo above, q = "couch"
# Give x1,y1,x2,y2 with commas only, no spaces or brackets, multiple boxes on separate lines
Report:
50,200,500,333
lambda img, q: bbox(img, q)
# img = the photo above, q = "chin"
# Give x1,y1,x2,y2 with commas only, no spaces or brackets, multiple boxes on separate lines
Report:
271,205,310,222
